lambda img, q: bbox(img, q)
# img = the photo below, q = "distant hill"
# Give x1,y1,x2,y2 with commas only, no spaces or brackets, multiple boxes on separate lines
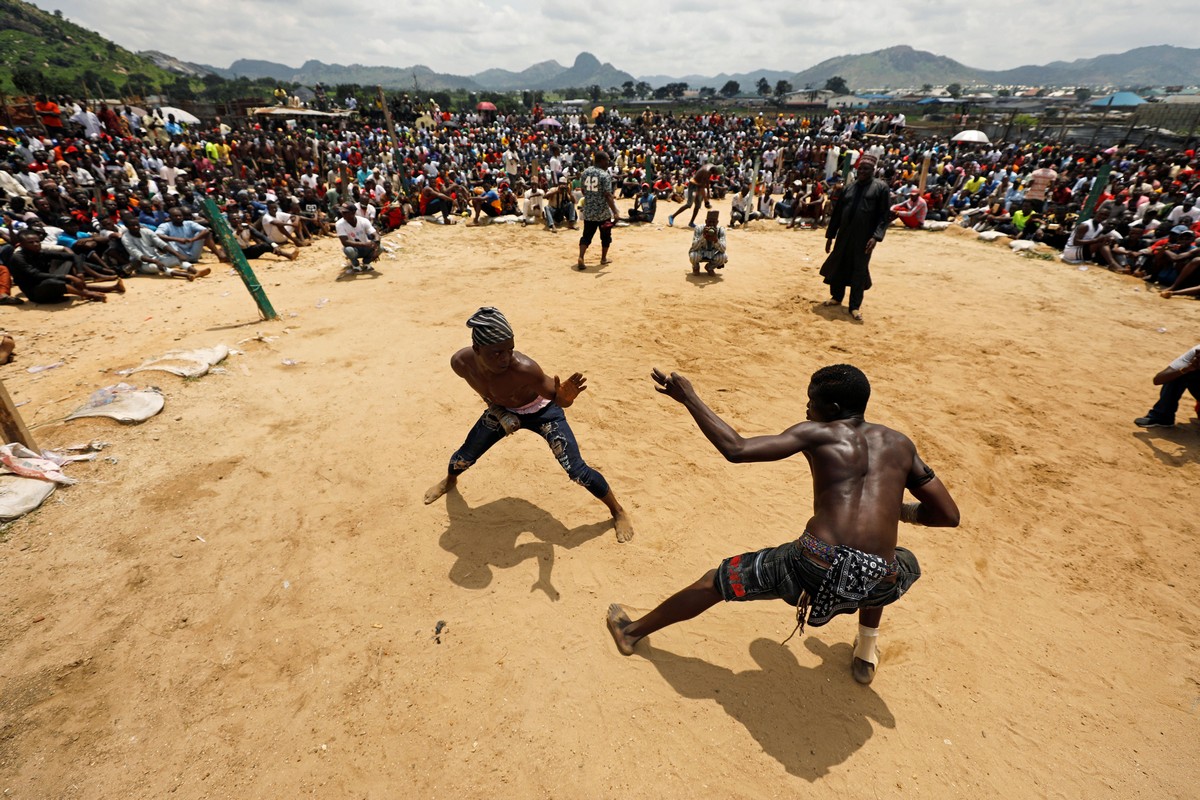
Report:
789,46,985,90
646,45,1200,93
200,51,635,93
990,46,1200,87
473,60,567,91
0,0,180,95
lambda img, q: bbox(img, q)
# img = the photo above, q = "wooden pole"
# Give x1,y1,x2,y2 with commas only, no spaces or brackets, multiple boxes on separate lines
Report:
201,198,277,320
917,152,931,193
0,379,38,451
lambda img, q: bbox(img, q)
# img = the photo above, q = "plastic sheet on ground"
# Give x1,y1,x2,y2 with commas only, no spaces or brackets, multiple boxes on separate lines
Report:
0,443,77,485
0,475,56,521
117,345,230,378
66,383,164,424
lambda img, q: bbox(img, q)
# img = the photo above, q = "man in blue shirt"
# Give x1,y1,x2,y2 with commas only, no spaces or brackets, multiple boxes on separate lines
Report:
157,206,225,262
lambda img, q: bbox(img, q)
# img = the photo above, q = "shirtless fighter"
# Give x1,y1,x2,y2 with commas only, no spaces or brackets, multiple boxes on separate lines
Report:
668,163,724,228
424,307,634,543
607,364,959,684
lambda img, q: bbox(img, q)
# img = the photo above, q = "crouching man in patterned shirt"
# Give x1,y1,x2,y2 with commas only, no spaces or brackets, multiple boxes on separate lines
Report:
607,364,960,685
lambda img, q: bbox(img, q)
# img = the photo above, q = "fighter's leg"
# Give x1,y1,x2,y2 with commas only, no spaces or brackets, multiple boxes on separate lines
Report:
607,570,723,655
424,411,507,504
534,409,632,541
853,606,883,684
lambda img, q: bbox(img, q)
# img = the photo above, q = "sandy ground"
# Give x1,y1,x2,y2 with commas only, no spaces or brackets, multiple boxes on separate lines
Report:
0,201,1197,799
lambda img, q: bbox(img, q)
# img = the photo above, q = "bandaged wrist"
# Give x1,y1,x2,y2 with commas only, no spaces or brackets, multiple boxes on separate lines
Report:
900,502,922,524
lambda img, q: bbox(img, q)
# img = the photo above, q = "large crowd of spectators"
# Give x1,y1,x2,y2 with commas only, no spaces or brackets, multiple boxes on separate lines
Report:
2,95,1199,307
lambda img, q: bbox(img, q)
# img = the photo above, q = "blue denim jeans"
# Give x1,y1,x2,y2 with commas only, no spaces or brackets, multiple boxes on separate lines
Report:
1147,372,1200,424
448,403,610,499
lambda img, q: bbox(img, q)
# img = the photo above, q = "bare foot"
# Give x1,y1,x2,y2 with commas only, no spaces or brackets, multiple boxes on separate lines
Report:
114,279,126,294
195,267,211,278
423,475,455,505
0,335,15,365
576,261,587,271
692,265,701,274
850,309,863,321
606,604,642,656
600,258,611,265
87,292,108,303
612,509,634,543
1161,290,1174,299
184,272,196,282
822,298,841,307
852,657,876,685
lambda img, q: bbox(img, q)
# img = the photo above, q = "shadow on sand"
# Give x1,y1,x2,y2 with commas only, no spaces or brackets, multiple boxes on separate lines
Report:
639,636,894,780
438,489,610,601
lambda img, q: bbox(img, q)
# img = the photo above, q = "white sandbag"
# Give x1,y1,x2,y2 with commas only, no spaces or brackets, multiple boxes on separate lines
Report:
66,384,164,424
0,475,56,521
977,231,1009,242
119,345,229,378
922,221,951,231
1010,240,1038,252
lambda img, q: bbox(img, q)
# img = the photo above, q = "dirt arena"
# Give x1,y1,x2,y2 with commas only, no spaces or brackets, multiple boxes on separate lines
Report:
0,204,1197,799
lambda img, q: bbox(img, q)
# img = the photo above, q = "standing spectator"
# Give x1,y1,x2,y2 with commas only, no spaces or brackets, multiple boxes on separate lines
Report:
820,155,891,321
576,151,618,271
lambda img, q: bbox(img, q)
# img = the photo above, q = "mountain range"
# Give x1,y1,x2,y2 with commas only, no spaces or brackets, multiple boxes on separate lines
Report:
2,0,1197,99
171,45,1200,93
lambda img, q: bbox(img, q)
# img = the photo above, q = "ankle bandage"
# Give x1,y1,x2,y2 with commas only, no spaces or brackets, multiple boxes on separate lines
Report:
853,625,879,667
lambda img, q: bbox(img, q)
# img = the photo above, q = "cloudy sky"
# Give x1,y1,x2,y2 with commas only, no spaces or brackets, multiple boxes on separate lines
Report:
35,0,1196,77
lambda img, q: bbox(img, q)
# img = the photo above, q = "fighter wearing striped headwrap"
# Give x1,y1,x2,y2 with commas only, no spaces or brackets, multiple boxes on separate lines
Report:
466,306,514,347
424,308,635,545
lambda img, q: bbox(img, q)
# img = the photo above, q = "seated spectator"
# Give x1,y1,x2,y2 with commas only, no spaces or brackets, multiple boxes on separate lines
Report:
626,183,656,224
119,212,209,280
157,207,226,263
1134,343,1200,428
336,203,380,272
890,186,928,229
227,210,297,261
8,228,124,302
543,180,577,232
688,210,728,275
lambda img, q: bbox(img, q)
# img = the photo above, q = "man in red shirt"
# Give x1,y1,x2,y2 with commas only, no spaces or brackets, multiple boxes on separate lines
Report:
34,95,64,135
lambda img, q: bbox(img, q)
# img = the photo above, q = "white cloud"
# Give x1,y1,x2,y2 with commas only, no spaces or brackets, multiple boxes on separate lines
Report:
31,0,1200,78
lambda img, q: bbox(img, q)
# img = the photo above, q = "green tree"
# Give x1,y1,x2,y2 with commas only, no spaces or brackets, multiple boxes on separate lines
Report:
719,80,740,98
170,75,195,101
997,88,1011,97
774,79,793,99
1074,87,1092,102
946,82,962,98
621,80,635,99
824,76,849,95
11,67,43,95
669,82,687,99
755,77,770,96
699,86,716,99
921,83,933,94
588,84,601,103
635,81,651,99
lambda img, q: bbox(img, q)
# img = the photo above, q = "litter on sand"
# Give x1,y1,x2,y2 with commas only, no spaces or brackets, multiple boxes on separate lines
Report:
0,443,77,485
117,345,231,379
66,384,165,423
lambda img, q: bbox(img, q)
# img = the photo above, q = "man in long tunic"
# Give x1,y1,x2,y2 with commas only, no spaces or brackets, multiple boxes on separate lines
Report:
819,155,891,321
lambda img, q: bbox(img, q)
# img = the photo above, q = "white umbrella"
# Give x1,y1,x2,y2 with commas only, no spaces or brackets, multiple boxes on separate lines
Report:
951,129,990,144
155,106,201,125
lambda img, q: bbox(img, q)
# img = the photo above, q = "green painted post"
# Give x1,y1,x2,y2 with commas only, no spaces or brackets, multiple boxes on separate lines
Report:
201,198,277,320
1078,162,1112,224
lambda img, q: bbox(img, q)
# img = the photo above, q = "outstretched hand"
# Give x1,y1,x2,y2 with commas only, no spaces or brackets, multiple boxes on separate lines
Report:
652,368,694,404
555,372,587,405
